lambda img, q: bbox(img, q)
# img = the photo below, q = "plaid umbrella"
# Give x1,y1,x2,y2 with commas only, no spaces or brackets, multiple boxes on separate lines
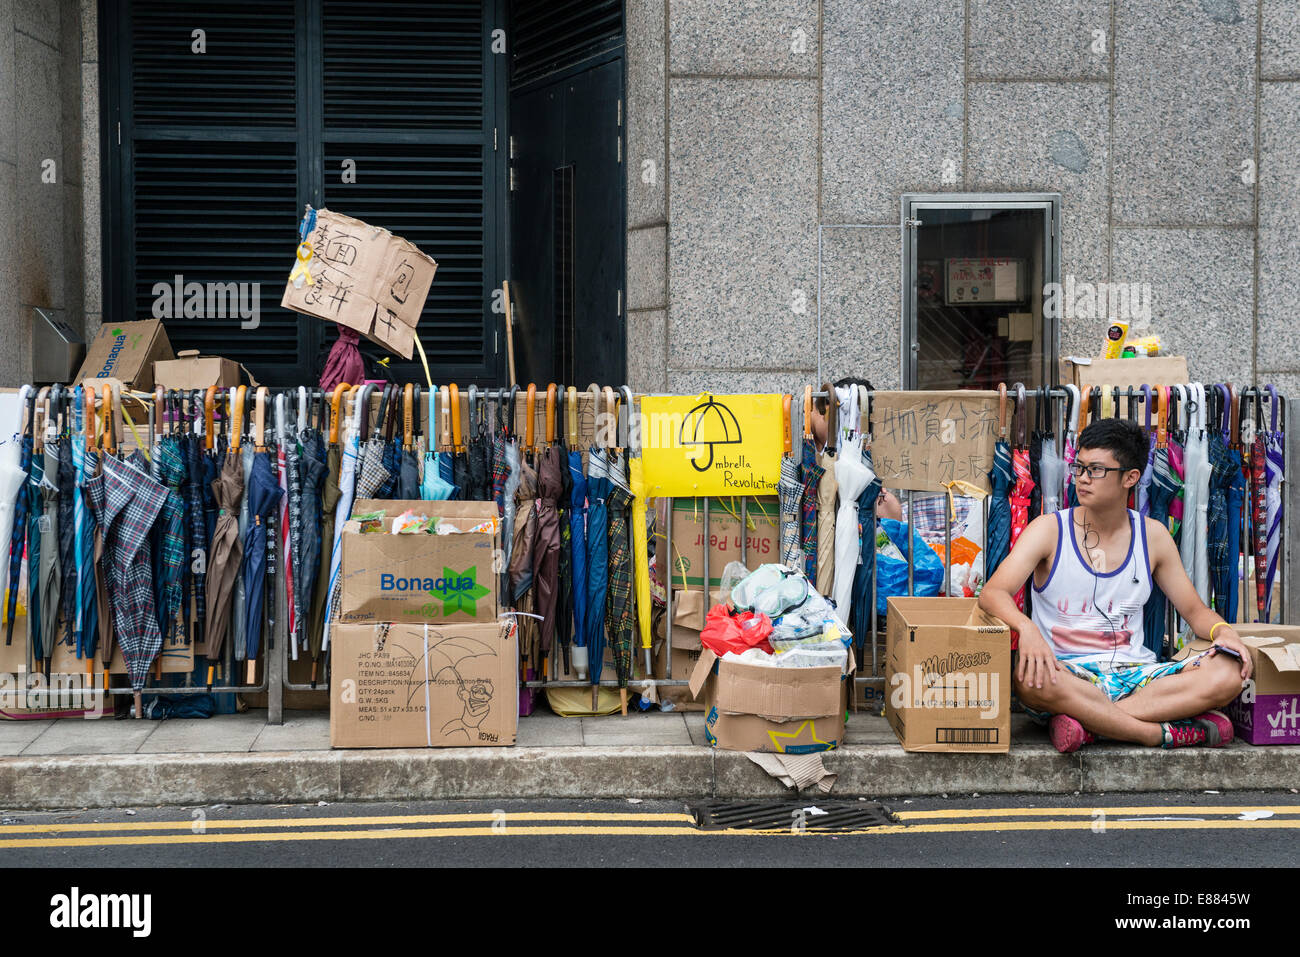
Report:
184,424,211,650
585,446,610,692
82,454,167,697
851,445,882,659
533,441,563,664
3,393,33,644
155,436,187,647
501,438,522,598
778,394,802,568
567,442,590,678
799,436,824,583
605,450,634,708
1264,386,1285,621
22,435,42,659
491,416,510,514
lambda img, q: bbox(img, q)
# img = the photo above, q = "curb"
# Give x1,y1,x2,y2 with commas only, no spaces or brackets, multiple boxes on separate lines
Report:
2,742,1296,809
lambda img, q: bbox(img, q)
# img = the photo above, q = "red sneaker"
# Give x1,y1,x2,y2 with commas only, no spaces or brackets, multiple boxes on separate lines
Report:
1190,710,1234,748
1049,714,1095,754
1160,719,1207,749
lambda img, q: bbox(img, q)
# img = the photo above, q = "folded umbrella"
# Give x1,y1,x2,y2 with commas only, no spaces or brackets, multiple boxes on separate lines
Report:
155,432,187,648
777,394,803,569
1178,384,1210,605
1135,385,1156,517
814,387,839,599
799,387,824,584
466,386,491,501
1249,391,1269,621
22,390,46,663
490,392,510,513
567,388,590,679
275,393,298,658
57,400,77,653
449,383,470,501
1009,385,1036,612
585,386,611,695
321,382,363,662
438,385,459,499
242,388,282,683
205,416,245,679
396,384,421,500
3,387,34,645
532,386,563,672
377,384,403,500
605,440,635,713
985,384,1013,584
1264,385,1285,621
36,395,62,669
1205,385,1235,618
554,386,575,674
296,414,326,662
1143,387,1176,657
421,384,455,500
832,429,870,617
851,442,882,660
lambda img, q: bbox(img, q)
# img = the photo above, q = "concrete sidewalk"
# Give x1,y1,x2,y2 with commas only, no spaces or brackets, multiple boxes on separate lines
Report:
0,710,1296,809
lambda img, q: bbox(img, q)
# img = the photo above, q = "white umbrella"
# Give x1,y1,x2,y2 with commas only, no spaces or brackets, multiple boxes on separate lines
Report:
322,384,372,655
832,431,871,616
0,386,31,627
1177,383,1210,603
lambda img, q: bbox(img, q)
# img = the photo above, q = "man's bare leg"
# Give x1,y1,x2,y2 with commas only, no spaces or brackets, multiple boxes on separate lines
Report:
1116,652,1244,724
1016,670,1164,746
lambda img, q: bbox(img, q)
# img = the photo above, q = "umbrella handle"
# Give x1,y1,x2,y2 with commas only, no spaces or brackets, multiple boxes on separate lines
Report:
101,384,116,454
297,385,308,434
84,388,96,453
1156,386,1168,449
254,386,268,450
621,385,634,450
997,383,1008,438
524,384,536,452
404,383,414,450
1013,382,1026,447
603,386,617,451
451,383,463,451
204,386,217,450
587,383,601,448
782,394,792,454
1142,384,1153,431
545,384,556,445
802,385,814,439
567,386,579,446
413,384,422,442
439,386,452,450
1267,384,1279,433
328,383,347,445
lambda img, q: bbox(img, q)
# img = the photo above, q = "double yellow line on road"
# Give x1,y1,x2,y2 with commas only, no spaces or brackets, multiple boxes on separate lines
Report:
2,805,1298,849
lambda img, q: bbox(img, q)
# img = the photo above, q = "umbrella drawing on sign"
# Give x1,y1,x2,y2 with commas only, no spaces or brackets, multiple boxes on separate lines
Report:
1263,385,1285,622
531,385,563,678
567,387,590,680
321,383,360,661
3,387,34,646
604,414,635,715
679,393,741,472
585,385,611,697
242,388,283,684
1009,385,1036,613
833,425,870,619
205,387,246,685
985,384,1013,586
396,384,421,500
799,387,824,584
777,394,803,569
275,392,297,659
399,628,499,707
83,451,167,717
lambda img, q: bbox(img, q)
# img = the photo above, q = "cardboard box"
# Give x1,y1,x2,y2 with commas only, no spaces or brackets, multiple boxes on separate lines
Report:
650,615,705,711
885,597,1010,753
330,620,518,748
689,647,852,753
338,500,499,625
1182,629,1300,746
154,350,241,390
654,497,779,629
281,208,438,360
75,320,174,390
1060,355,1189,392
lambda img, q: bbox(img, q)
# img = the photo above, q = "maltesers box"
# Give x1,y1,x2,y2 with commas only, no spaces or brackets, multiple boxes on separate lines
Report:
885,597,1010,753
688,647,853,753
1181,628,1300,746
338,500,499,626
280,208,438,360
330,620,518,748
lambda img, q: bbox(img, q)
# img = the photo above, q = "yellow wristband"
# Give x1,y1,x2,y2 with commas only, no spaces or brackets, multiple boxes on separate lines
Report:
1209,621,1229,643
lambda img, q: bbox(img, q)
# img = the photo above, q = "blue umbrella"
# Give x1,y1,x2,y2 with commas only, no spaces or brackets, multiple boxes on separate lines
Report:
421,384,455,500
585,445,611,691
568,439,590,679
241,393,283,683
72,388,99,663
155,434,187,646
1205,385,1236,619
985,386,1014,583
1143,388,1177,657
4,390,34,645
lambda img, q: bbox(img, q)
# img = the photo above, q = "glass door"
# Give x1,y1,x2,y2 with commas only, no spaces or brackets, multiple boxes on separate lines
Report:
901,195,1060,391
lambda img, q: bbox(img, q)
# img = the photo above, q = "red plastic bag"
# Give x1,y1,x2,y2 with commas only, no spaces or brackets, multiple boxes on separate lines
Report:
700,604,774,657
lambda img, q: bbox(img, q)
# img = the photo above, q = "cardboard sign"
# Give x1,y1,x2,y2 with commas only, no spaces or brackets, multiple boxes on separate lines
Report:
870,390,1000,494
338,500,499,625
1181,629,1300,746
330,620,518,748
640,393,783,497
280,208,438,360
885,597,1010,753
75,320,174,391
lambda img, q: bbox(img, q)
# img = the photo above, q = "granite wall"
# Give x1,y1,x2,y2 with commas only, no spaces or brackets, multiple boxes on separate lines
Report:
625,0,1300,399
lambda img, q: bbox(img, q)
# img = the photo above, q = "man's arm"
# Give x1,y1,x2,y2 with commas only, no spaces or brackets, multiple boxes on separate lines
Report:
979,513,1060,689
1146,517,1253,679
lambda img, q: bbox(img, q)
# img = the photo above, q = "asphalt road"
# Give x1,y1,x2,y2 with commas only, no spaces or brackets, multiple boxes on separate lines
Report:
2,790,1297,868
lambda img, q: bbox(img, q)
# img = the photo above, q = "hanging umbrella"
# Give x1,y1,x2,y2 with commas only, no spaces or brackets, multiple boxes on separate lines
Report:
777,394,803,569
531,385,563,678
202,388,221,545
295,396,328,666
155,428,187,649
491,391,510,514
567,387,590,680
205,387,246,683
57,392,77,653
396,384,421,500
438,385,458,498
815,384,839,599
1249,389,1270,621
463,386,490,501
20,389,45,662
1143,387,1177,658
81,452,167,716
231,416,255,668
320,382,363,664
1008,385,1036,612
1134,385,1156,517
1060,384,1081,509
35,389,62,669
851,437,882,659
799,387,824,584
604,433,635,715
1177,383,1210,604
183,392,212,652
275,393,297,660
241,388,282,683
421,384,455,501
72,388,100,667
1038,387,1066,517
985,384,1014,584
585,385,611,697
501,420,522,601
1028,387,1045,519
553,386,574,675
1221,385,1246,625
283,387,308,655
377,384,403,500
449,384,470,501
508,387,540,678
354,384,391,501
832,429,870,618
1263,385,1285,621
625,390,653,679
1205,385,1236,618
3,387,34,645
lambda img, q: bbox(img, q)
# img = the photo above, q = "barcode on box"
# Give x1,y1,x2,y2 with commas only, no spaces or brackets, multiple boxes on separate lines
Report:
936,727,998,744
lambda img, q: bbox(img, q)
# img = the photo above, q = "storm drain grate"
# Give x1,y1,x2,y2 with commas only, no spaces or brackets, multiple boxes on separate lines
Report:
691,801,898,832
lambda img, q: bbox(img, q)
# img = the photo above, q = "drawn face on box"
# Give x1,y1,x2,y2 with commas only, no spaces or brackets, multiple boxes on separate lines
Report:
458,677,493,727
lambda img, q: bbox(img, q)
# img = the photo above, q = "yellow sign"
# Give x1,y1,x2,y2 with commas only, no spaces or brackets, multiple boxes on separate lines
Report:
640,393,783,496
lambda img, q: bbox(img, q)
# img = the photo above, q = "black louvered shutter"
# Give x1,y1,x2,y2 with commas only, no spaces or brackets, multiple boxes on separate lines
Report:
107,0,505,386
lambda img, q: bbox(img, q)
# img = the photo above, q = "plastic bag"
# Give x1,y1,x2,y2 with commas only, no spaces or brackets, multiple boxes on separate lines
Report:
719,561,751,603
769,591,850,645
700,604,774,656
876,518,945,615
729,564,810,619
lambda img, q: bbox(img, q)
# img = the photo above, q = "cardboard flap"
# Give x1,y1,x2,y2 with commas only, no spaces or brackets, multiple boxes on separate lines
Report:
352,498,497,522
1259,644,1300,673
1239,634,1287,648
689,648,717,700
714,659,844,720
177,349,201,358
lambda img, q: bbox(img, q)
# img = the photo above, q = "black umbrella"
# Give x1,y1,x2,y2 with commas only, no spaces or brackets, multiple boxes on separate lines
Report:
450,383,470,500
242,387,283,684
380,383,403,500
396,383,421,500
56,391,77,652
466,385,490,501
205,387,246,684
296,409,326,653
4,388,35,645
184,392,210,651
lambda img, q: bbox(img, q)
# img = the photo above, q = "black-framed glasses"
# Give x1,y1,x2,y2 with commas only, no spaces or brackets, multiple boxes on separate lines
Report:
1069,462,1128,480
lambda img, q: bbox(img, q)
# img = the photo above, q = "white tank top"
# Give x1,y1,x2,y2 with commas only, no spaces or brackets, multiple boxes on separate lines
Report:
1030,508,1155,666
